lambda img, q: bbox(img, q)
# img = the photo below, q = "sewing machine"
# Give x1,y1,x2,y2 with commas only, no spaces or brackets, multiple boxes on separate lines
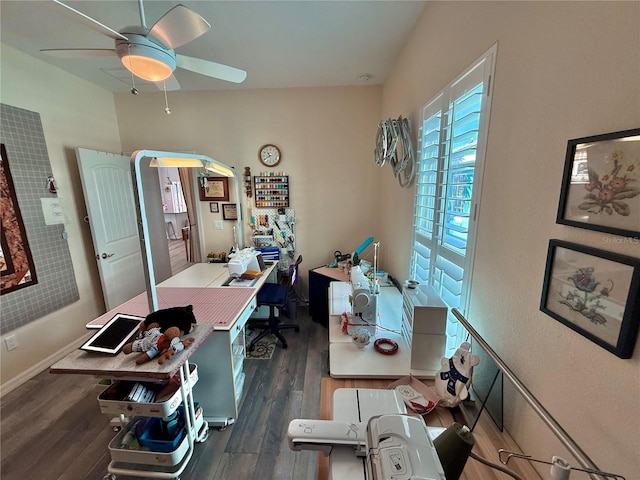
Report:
346,265,378,336
227,248,265,277
288,388,446,480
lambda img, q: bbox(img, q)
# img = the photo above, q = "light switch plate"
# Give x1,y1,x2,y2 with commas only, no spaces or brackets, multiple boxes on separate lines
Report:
214,221,223,230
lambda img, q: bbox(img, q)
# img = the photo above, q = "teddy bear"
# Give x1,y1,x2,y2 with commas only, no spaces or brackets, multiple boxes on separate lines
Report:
434,342,479,408
123,305,197,364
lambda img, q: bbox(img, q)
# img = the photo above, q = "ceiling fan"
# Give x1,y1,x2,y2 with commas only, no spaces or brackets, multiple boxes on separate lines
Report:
41,0,247,90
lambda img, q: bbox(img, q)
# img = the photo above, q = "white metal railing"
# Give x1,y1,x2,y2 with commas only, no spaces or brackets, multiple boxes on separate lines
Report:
452,308,618,480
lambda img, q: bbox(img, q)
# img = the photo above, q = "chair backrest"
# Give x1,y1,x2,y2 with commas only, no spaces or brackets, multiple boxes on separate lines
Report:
289,255,303,288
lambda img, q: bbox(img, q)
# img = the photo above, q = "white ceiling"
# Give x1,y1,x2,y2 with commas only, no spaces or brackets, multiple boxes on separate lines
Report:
0,0,426,94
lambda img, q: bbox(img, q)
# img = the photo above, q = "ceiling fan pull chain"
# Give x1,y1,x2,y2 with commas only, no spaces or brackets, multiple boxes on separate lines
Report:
164,81,171,114
127,44,139,95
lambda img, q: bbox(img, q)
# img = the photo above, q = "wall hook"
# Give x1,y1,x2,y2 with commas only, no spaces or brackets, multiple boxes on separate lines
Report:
47,175,57,194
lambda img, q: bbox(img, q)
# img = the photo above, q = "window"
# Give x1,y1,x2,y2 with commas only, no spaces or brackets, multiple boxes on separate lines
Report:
410,45,496,355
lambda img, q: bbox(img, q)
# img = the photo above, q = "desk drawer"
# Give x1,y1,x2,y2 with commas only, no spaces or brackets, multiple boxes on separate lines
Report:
231,296,257,343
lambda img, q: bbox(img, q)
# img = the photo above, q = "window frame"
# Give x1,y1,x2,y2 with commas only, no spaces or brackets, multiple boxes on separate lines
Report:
410,44,497,354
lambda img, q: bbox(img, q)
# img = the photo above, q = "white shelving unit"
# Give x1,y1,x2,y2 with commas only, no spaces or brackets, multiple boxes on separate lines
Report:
101,362,209,480
401,285,447,372
188,289,259,428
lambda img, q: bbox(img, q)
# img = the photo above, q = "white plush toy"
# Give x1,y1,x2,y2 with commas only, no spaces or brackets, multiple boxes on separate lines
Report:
434,342,479,408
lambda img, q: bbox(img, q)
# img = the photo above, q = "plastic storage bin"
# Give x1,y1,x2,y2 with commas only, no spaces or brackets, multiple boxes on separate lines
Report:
98,364,198,417
108,418,189,466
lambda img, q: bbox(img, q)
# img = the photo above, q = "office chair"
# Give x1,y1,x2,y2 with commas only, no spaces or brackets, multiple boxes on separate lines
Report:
248,255,302,351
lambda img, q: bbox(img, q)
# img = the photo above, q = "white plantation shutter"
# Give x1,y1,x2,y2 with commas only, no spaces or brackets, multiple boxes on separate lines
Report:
411,45,496,355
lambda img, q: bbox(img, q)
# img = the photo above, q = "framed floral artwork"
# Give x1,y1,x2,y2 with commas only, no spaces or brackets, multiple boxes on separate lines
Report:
540,239,640,358
556,128,640,238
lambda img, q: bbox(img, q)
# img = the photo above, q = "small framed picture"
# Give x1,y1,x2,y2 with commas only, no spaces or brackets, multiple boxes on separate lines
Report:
540,239,640,358
556,128,640,237
199,176,229,201
209,202,219,213
222,203,237,220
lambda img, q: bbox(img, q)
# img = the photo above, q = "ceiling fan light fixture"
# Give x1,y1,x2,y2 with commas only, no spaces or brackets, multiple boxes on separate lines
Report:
116,34,176,82
120,53,173,81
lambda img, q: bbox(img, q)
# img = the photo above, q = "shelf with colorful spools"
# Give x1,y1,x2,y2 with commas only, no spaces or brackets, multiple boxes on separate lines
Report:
254,174,289,208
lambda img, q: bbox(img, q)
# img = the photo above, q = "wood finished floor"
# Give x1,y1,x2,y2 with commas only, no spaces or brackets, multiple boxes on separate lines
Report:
169,239,191,276
1,298,536,480
0,307,325,480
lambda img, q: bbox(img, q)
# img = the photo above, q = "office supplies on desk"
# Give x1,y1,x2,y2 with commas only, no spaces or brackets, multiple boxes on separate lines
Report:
80,313,144,354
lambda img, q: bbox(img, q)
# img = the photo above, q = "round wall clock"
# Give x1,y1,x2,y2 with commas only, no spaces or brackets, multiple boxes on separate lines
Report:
258,144,281,167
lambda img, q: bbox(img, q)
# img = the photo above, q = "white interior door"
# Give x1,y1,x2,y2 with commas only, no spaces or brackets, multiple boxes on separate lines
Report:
76,148,145,310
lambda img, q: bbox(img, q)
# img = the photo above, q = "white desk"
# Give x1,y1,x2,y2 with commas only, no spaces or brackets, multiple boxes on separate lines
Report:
328,283,439,379
83,261,277,427
52,261,277,478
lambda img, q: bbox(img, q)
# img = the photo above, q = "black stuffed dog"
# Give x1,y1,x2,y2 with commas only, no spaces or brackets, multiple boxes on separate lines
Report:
143,305,197,334
122,305,198,364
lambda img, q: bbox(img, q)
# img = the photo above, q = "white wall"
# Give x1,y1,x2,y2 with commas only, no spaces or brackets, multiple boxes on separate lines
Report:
0,45,122,388
113,86,383,288
380,2,639,477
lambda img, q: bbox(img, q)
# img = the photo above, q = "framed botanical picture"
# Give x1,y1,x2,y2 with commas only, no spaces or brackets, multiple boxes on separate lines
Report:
540,239,640,358
209,202,219,213
222,203,237,220
556,128,640,237
199,176,229,201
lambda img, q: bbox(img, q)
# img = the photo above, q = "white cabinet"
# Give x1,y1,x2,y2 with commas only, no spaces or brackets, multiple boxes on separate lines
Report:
189,296,257,428
402,285,447,372
162,182,187,213
162,182,188,240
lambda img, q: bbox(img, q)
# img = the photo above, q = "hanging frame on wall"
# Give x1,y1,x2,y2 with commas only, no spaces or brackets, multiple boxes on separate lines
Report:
540,239,640,359
0,143,38,294
199,176,229,201
556,128,640,237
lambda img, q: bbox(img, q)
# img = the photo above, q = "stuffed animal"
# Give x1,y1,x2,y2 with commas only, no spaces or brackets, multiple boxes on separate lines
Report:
434,342,479,408
142,305,196,334
122,305,196,364
123,323,195,364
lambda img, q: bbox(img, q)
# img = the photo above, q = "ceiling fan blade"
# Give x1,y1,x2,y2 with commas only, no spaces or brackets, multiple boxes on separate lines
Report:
40,48,117,59
149,5,211,50
51,0,127,41
176,55,247,84
154,75,181,91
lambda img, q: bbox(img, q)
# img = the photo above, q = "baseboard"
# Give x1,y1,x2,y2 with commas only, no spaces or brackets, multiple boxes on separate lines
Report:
0,337,86,398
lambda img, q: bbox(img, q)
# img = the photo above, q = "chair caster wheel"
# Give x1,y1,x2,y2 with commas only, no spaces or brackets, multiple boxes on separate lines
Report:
103,474,116,480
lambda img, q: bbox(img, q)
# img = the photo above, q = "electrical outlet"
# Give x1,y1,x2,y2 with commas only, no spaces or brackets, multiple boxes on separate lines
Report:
214,221,223,230
5,334,18,351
